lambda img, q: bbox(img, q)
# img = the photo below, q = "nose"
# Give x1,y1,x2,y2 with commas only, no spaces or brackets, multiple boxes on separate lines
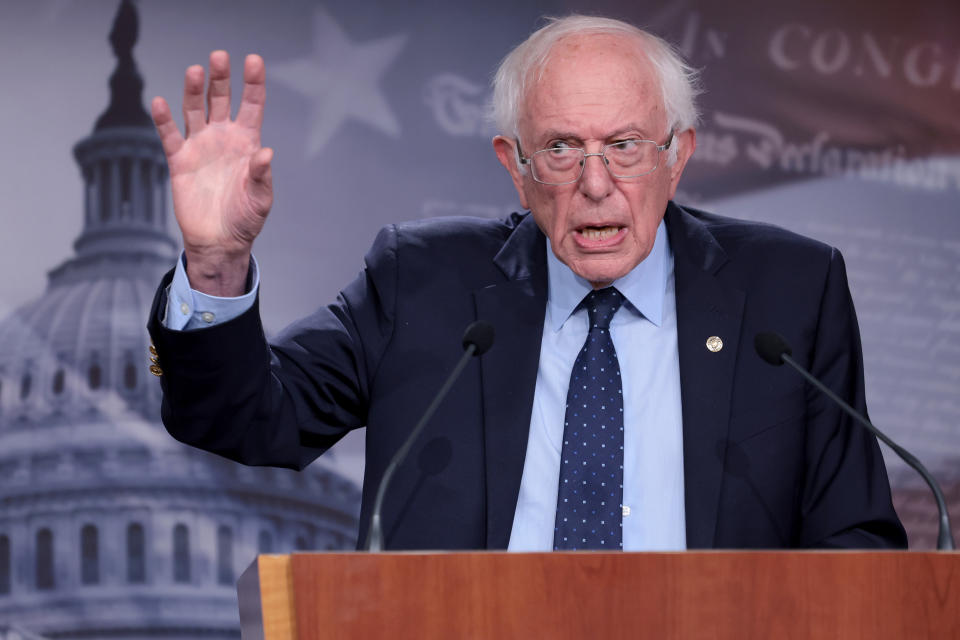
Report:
577,151,614,201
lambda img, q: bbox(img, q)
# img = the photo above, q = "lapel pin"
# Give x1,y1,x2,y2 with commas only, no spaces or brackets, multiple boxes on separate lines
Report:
706,336,723,352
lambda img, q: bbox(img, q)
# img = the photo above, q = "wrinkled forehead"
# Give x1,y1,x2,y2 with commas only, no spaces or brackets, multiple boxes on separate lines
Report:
519,33,666,141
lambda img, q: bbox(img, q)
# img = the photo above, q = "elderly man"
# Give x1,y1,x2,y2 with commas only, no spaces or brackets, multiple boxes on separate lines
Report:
147,16,906,550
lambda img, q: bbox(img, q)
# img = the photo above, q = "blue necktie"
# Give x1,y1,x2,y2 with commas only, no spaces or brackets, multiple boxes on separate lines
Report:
554,287,625,550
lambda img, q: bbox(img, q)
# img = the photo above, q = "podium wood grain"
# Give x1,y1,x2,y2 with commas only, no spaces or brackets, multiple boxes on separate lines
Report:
239,551,959,639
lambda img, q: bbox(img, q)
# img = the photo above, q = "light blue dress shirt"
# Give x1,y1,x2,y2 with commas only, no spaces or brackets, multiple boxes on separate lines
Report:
507,221,686,551
163,254,259,330
165,221,686,551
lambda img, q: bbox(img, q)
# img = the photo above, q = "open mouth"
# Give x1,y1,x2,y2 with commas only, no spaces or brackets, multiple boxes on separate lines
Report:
578,226,621,241
575,225,625,245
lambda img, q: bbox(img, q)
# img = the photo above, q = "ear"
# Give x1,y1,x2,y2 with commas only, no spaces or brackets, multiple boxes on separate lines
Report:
493,135,530,210
667,128,696,200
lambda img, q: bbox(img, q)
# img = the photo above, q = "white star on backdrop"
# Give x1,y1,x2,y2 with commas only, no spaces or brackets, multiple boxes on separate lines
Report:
270,8,408,157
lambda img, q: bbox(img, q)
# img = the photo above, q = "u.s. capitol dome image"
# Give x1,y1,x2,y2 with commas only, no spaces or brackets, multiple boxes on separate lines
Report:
0,2,360,637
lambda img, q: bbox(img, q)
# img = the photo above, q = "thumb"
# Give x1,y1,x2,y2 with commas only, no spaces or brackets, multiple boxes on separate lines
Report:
249,147,274,184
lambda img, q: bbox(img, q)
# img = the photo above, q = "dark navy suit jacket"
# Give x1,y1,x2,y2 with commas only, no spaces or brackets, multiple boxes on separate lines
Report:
147,202,906,550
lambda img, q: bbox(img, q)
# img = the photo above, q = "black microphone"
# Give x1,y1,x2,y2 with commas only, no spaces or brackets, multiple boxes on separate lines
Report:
365,321,495,552
754,331,955,550
463,320,495,355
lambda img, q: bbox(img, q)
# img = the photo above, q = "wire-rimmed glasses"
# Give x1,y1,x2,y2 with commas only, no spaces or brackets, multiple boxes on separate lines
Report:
518,133,674,185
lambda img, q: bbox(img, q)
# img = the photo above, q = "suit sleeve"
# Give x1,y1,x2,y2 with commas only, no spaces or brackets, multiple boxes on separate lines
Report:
146,225,400,471
798,247,907,548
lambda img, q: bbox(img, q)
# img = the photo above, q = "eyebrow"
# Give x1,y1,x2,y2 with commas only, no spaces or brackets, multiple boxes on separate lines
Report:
536,124,657,145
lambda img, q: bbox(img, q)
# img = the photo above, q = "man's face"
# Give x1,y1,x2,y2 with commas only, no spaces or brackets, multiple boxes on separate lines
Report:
495,34,695,288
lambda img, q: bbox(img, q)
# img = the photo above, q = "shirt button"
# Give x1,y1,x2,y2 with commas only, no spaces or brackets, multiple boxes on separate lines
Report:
622,506,631,517
180,302,190,315
201,311,215,324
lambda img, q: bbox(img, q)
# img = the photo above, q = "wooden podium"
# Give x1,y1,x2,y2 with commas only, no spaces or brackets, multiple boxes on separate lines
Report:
238,551,959,639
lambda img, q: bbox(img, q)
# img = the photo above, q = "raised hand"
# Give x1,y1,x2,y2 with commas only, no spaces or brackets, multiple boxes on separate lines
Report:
151,51,273,296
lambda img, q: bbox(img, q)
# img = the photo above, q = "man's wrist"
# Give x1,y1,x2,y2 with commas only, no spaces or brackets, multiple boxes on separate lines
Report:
184,249,251,297
163,252,260,331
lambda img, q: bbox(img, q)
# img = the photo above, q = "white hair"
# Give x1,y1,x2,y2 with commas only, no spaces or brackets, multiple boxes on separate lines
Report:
490,15,702,165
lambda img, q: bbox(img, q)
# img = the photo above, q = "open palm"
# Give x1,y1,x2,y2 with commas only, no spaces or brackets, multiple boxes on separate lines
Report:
151,51,273,296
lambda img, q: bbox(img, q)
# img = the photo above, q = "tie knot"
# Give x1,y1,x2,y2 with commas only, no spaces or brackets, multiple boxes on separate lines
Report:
584,287,623,330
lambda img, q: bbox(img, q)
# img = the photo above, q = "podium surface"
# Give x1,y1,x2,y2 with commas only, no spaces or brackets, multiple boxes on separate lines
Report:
239,551,958,639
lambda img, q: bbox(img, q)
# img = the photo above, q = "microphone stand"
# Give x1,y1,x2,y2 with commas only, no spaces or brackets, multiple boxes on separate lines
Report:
776,348,955,550
366,321,492,552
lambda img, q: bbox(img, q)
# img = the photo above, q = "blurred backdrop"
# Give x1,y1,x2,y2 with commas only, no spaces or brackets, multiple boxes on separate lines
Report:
0,0,957,636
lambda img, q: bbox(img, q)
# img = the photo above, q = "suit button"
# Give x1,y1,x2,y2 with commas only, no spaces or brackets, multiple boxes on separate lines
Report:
149,364,163,377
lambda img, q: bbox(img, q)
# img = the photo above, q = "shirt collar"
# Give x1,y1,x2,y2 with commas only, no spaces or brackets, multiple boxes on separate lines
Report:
546,220,670,331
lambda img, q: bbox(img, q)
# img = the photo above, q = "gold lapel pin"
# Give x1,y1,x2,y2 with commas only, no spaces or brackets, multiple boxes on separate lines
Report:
706,336,723,352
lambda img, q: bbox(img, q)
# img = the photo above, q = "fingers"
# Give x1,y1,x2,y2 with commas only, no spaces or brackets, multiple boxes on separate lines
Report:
176,51,266,140
206,50,232,123
236,54,266,132
182,64,206,136
151,96,185,157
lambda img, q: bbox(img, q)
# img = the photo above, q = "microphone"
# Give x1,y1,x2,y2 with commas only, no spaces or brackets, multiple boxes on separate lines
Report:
754,332,792,366
463,320,495,355
365,321,495,552
754,332,955,550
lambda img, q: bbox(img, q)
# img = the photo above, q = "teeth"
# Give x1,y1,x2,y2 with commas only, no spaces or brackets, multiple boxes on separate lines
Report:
580,226,620,241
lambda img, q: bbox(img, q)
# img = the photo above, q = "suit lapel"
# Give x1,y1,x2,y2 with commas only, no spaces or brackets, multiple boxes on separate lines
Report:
665,203,745,548
473,215,547,549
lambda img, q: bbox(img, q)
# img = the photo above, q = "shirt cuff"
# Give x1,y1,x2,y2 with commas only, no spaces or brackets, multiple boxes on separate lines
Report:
162,252,260,331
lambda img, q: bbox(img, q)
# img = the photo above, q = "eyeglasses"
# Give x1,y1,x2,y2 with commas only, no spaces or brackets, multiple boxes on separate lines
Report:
517,132,674,185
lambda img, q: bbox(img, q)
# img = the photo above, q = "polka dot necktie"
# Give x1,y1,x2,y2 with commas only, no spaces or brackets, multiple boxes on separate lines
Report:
554,287,625,550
